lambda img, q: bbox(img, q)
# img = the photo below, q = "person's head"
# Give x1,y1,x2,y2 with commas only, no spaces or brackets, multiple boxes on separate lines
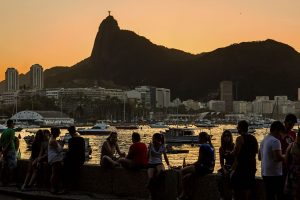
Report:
221,130,233,148
270,121,285,136
34,130,44,143
152,133,164,146
284,114,297,132
43,129,50,141
132,132,141,143
237,120,249,134
68,126,77,136
50,127,61,138
199,132,212,146
107,132,118,144
6,119,14,128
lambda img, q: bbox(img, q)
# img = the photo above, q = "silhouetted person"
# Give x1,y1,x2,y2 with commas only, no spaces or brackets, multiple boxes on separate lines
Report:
100,132,126,168
0,120,17,186
22,130,44,190
285,129,300,200
231,120,258,200
48,127,64,194
178,132,215,200
118,132,148,170
259,121,285,200
63,126,85,190
218,130,235,200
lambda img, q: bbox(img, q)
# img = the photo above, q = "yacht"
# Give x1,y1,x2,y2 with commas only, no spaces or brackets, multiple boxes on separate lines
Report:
78,122,115,135
226,128,256,134
163,127,198,144
149,122,169,129
195,120,217,128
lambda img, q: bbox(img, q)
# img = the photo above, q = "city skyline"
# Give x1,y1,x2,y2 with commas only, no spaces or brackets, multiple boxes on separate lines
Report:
1,0,300,80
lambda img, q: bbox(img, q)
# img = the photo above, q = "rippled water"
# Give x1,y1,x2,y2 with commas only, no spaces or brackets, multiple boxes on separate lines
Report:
18,125,269,176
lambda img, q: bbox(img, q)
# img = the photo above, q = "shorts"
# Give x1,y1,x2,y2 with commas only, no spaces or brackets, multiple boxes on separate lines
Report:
2,151,17,170
194,163,213,176
148,163,163,168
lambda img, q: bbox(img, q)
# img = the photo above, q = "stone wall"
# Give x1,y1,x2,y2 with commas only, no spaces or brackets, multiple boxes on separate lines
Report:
10,160,266,200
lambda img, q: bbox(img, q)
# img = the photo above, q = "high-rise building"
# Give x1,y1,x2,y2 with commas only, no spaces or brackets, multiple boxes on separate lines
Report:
5,68,19,91
220,81,233,112
30,64,44,89
156,88,171,108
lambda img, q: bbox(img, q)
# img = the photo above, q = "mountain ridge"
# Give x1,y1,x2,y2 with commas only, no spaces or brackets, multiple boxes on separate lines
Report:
1,15,300,101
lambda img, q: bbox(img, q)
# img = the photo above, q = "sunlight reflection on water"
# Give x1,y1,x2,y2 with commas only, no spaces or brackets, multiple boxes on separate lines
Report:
18,125,268,176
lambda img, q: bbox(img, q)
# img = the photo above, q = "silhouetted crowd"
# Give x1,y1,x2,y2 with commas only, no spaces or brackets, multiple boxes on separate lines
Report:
0,114,299,200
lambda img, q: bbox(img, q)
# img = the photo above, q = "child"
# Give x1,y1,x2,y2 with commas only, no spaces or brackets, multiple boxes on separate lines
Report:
147,133,170,187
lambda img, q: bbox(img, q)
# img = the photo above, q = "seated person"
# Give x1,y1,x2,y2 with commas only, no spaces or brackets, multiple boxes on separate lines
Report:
178,132,215,200
119,132,148,169
100,132,125,168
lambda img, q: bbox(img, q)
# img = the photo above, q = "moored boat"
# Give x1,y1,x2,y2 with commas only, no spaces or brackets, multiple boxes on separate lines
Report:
78,122,115,135
149,122,169,128
163,128,198,144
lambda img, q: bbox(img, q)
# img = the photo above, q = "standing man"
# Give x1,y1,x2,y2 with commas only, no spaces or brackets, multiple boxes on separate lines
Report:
231,120,258,200
63,126,85,190
259,121,285,200
0,120,17,186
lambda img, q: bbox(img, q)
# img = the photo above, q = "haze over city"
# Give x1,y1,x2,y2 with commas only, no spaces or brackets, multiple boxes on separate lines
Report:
1,0,300,80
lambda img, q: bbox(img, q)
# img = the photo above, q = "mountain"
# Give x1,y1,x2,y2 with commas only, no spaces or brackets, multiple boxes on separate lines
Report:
2,15,300,101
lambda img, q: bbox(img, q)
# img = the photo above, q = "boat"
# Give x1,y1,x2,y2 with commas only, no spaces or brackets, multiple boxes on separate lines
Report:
115,124,139,130
78,122,115,135
194,119,217,128
163,128,198,144
149,122,169,128
226,128,256,134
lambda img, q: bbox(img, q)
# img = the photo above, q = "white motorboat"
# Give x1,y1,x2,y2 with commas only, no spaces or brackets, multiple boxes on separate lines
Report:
149,122,169,129
78,122,115,135
163,128,198,144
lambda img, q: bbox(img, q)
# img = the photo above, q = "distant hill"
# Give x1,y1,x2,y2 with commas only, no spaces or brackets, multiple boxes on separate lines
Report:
2,15,300,100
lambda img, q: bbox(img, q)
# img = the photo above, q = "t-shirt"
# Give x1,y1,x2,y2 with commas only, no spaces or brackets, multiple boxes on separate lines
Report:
65,136,86,166
199,143,215,171
128,142,148,167
260,134,282,176
0,128,16,152
148,144,166,164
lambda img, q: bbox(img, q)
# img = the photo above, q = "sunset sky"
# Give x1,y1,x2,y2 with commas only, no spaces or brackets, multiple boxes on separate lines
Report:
1,0,300,80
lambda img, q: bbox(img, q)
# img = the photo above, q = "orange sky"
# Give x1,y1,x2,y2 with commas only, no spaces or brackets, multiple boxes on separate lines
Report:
1,0,300,80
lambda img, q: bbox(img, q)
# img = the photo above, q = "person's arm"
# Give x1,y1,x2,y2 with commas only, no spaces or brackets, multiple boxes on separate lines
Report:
231,136,243,156
219,147,227,172
272,140,284,162
163,152,170,168
116,143,126,157
127,145,133,159
285,143,293,169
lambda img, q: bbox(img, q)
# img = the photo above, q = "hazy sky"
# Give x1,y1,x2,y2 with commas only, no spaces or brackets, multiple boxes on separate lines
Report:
1,0,300,80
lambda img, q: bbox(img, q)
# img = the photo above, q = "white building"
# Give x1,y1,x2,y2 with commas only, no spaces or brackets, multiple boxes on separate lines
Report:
30,64,44,89
0,91,18,105
103,89,125,100
10,110,74,126
233,101,252,114
156,88,170,108
5,68,19,91
135,86,151,108
207,100,225,112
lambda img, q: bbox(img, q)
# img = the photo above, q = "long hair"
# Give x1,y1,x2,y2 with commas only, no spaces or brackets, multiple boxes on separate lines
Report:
199,132,213,147
221,130,234,151
107,132,118,141
152,133,165,144
34,130,44,143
